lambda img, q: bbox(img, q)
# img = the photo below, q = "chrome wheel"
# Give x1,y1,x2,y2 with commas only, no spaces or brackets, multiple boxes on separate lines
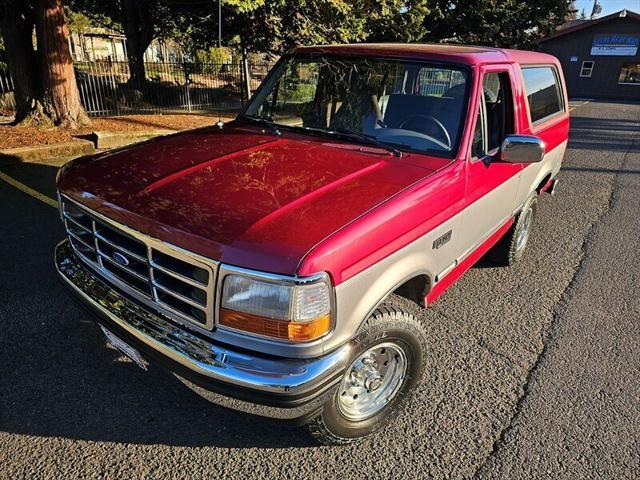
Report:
336,342,407,421
515,206,533,254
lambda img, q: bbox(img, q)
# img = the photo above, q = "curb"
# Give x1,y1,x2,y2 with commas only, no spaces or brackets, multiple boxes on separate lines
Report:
88,129,176,149
0,130,176,165
0,140,95,165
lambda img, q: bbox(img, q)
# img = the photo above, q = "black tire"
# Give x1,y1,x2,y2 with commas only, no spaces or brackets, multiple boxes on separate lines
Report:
307,295,427,446
491,193,538,266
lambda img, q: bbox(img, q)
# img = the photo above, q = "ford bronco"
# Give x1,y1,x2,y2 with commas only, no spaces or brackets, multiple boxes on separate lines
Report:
55,44,569,445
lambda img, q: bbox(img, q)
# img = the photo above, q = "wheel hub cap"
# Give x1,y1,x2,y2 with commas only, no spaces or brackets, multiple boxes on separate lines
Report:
365,374,383,392
336,342,407,421
516,207,532,253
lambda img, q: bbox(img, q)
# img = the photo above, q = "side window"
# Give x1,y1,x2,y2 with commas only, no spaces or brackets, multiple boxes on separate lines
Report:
482,72,514,152
522,66,563,124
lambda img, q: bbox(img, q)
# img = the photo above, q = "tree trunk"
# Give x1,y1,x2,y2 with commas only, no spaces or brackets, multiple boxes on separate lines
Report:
121,0,155,88
35,0,90,128
0,2,44,124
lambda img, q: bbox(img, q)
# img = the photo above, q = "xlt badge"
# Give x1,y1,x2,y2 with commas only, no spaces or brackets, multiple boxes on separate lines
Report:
432,230,452,250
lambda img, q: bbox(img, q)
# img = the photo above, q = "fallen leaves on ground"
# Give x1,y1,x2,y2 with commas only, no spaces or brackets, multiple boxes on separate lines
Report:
0,113,235,150
87,113,232,134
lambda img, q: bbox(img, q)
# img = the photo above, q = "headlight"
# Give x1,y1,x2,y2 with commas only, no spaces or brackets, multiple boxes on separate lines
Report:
219,273,332,342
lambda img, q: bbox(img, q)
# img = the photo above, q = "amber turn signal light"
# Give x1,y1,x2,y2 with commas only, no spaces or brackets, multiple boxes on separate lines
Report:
219,308,331,342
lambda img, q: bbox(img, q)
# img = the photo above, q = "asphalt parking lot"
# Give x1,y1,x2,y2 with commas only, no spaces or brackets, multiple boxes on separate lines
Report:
1,100,639,479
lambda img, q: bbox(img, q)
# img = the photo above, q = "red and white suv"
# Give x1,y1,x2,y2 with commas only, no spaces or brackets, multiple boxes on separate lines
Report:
56,44,569,444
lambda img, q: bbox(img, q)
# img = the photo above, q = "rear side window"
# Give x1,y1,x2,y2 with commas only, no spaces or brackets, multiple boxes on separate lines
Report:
522,67,563,124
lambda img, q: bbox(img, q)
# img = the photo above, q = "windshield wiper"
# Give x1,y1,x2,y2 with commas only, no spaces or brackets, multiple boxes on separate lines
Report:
332,127,403,157
239,117,403,156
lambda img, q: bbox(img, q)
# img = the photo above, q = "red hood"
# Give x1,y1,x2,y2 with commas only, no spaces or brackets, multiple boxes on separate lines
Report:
59,123,446,275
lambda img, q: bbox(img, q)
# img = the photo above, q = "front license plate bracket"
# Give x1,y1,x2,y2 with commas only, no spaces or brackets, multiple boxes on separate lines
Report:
99,325,148,370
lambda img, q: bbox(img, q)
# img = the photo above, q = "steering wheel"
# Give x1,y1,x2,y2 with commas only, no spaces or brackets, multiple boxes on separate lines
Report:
399,115,452,150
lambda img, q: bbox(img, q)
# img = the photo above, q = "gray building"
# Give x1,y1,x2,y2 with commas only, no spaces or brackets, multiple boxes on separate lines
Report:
539,9,640,100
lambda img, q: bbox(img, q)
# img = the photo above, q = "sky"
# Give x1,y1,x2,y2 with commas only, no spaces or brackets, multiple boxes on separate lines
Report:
575,0,640,17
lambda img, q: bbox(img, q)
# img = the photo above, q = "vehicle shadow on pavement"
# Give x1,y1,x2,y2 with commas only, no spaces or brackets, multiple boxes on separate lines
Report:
0,162,316,449
2,320,315,448
568,115,640,153
0,157,61,199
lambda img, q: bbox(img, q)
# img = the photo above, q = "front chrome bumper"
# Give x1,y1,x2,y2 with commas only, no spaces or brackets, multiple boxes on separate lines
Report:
55,239,350,419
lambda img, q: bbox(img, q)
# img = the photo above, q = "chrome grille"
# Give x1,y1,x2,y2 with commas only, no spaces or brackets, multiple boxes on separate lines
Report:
61,198,216,329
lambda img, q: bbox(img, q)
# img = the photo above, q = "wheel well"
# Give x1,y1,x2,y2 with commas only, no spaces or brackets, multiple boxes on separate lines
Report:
536,173,552,194
393,274,430,308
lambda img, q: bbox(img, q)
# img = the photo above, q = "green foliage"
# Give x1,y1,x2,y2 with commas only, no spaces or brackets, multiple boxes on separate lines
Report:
193,47,232,73
224,0,265,13
233,0,570,52
423,0,573,48
230,0,431,53
367,1,430,42
195,47,231,64
68,0,179,42
67,0,573,55
64,5,120,32
278,0,370,48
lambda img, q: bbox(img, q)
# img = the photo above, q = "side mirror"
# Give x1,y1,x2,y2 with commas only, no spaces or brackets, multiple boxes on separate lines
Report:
499,135,545,164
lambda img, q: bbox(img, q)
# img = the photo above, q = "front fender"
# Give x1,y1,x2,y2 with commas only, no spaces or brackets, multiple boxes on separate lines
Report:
322,231,446,354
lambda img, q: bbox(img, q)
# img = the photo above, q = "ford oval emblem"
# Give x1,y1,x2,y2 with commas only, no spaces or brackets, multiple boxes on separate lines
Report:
112,251,130,266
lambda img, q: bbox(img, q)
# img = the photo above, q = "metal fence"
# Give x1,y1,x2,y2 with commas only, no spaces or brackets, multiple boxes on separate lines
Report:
0,61,471,119
0,68,16,116
417,67,466,97
0,60,275,117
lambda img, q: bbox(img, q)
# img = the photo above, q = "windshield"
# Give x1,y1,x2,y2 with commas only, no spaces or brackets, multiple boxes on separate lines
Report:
243,55,469,155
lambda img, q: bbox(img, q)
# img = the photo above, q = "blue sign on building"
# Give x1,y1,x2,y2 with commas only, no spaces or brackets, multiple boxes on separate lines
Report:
591,34,639,56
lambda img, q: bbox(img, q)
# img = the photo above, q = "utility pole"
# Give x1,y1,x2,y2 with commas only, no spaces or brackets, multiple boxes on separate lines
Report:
218,0,222,48
242,46,251,102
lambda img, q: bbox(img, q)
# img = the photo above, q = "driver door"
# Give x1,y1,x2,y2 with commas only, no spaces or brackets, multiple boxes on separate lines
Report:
459,65,524,258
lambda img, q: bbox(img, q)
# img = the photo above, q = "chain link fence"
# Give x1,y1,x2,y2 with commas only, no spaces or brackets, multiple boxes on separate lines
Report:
0,60,275,118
